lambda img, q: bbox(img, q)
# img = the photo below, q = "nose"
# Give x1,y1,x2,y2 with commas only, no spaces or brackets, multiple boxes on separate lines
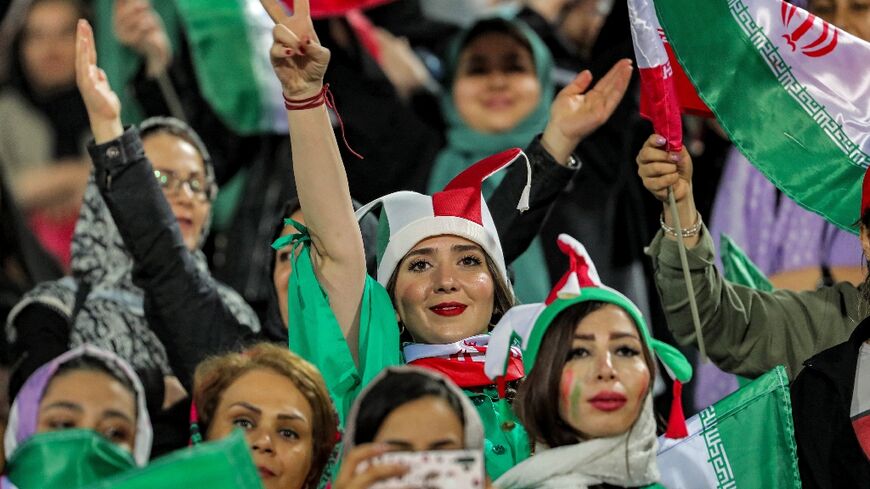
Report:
170,182,195,206
486,69,509,89
248,429,274,454
594,351,617,381
433,266,459,293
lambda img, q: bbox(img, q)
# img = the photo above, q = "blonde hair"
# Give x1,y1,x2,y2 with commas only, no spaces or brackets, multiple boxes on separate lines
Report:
193,343,337,489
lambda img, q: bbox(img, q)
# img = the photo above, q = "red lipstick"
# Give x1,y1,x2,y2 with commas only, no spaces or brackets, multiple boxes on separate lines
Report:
589,391,627,412
429,302,467,317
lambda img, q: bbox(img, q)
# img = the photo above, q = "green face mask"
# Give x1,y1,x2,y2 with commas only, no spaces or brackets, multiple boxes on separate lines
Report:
6,429,137,489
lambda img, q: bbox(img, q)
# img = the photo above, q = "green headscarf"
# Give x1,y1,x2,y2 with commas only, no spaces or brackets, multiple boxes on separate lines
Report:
428,16,555,304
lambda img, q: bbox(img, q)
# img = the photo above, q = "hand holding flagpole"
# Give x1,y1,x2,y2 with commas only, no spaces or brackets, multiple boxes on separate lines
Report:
628,0,708,362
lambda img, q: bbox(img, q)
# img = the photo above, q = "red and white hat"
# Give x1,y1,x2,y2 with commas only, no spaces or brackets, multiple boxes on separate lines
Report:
485,234,694,439
354,148,531,295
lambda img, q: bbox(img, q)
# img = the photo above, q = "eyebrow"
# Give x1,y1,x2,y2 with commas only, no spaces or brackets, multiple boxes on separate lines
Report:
574,332,640,341
406,243,483,258
102,409,136,424
42,401,83,412
230,402,307,422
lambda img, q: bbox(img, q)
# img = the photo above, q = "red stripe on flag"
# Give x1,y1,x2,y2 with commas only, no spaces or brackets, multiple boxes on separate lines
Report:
662,43,713,118
638,64,684,152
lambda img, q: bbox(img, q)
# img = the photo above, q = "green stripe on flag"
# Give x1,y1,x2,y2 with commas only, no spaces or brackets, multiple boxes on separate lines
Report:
658,366,801,488
655,0,865,233
174,0,269,134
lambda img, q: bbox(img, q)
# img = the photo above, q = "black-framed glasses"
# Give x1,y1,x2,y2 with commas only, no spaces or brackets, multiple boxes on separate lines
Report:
153,169,212,202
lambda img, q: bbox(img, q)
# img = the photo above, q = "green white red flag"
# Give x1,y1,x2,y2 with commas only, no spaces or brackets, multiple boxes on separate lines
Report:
631,0,870,231
657,366,801,488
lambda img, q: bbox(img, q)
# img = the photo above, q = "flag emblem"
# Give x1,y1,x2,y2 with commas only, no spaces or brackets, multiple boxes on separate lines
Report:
780,3,839,57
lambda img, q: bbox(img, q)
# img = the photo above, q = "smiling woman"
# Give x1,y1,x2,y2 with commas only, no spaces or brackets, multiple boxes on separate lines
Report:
193,343,338,489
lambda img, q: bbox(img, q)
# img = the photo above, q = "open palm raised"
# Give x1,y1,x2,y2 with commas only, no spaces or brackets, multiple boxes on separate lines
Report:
260,0,331,99
75,19,123,143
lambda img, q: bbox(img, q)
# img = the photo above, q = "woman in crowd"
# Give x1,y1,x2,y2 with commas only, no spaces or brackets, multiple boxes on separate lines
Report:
3,345,151,488
6,19,259,455
637,134,870,486
485,235,690,488
192,342,338,489
333,366,486,488
0,0,93,267
426,17,561,303
259,0,630,478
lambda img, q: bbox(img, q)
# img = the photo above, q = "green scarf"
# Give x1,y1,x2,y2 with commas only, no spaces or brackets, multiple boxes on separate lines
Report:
428,17,555,304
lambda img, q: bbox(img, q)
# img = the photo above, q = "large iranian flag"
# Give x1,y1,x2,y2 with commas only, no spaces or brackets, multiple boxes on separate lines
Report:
83,432,262,489
640,0,870,231
657,366,800,488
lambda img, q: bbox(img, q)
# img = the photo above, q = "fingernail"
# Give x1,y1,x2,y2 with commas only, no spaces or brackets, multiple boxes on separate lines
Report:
670,153,680,162
656,136,666,145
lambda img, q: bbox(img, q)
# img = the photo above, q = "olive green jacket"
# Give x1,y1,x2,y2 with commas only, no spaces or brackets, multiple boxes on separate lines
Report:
646,225,862,381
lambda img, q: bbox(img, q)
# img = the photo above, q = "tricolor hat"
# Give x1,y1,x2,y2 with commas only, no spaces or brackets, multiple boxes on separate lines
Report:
355,148,531,295
485,234,694,439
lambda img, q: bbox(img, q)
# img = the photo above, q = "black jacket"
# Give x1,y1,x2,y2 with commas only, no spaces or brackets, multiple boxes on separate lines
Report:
790,315,870,488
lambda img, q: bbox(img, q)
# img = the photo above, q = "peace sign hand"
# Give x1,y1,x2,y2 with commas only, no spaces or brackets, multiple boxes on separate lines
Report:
260,0,330,99
76,19,124,143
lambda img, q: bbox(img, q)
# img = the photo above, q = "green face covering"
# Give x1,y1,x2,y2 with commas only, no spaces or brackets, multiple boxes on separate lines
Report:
6,429,136,489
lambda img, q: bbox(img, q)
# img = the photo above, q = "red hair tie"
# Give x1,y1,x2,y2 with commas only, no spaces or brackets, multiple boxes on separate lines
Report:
283,83,363,159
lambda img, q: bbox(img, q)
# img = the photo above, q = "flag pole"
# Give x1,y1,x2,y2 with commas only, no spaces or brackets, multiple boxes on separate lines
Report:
667,185,707,363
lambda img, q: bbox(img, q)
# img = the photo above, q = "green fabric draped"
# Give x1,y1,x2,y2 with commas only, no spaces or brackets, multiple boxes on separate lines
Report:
6,429,135,489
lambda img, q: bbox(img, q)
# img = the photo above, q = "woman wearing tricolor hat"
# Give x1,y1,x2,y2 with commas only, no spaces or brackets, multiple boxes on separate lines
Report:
258,0,630,479
485,235,691,488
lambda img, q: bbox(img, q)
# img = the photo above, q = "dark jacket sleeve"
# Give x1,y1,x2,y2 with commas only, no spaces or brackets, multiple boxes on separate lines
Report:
7,304,70,398
88,128,257,389
487,135,578,265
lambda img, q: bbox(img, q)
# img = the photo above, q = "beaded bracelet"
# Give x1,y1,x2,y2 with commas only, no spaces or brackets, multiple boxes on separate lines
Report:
660,211,703,238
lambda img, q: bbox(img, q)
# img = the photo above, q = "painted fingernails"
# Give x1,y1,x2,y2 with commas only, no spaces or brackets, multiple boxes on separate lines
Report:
670,153,680,162
656,136,666,145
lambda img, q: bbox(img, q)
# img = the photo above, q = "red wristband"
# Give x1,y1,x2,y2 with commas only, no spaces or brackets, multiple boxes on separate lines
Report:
282,83,363,160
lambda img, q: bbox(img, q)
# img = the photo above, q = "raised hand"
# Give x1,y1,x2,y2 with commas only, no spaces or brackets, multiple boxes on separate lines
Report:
635,133,693,203
259,0,330,99
541,58,634,164
113,0,172,77
75,19,123,143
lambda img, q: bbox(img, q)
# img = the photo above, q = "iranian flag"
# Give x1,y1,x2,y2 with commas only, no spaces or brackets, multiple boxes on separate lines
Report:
631,0,870,231
83,432,262,489
657,366,801,488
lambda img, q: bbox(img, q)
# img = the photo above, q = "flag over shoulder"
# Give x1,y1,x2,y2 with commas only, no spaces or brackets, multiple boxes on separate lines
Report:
657,366,800,488
650,0,870,232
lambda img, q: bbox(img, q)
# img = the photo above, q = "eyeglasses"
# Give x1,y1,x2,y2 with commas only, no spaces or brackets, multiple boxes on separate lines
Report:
153,169,212,202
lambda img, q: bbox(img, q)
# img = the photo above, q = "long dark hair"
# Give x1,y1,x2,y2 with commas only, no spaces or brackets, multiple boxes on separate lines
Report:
514,301,655,448
352,370,466,446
